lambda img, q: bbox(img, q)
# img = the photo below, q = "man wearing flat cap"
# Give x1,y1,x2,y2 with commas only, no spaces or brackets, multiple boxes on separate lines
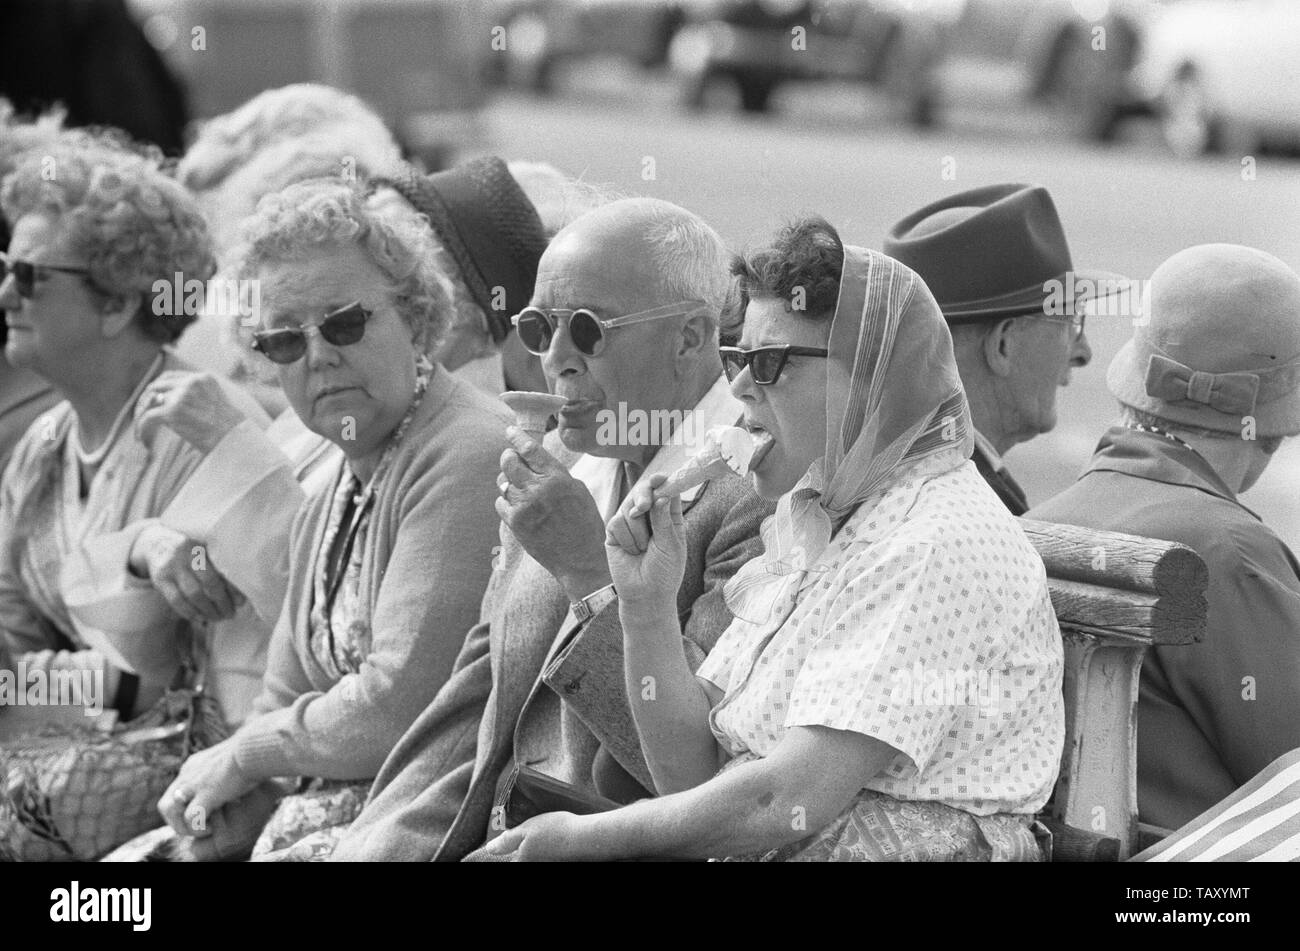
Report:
885,184,1098,514
1030,243,1300,831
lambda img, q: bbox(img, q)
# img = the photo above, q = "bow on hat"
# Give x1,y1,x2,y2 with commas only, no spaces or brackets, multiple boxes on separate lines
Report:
1145,354,1260,416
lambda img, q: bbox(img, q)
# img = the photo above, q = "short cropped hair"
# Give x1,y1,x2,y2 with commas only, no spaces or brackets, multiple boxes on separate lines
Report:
724,216,844,338
1,127,215,343
227,177,454,370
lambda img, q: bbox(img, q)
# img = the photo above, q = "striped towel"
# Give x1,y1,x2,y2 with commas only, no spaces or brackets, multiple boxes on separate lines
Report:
1133,749,1300,861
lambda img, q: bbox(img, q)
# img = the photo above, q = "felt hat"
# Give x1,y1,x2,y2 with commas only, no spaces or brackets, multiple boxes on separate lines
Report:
375,156,548,343
884,183,1119,322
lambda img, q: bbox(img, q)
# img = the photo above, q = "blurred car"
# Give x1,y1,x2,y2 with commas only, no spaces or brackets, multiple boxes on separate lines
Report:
490,0,690,93
669,0,902,114
673,0,1156,140
877,0,1159,141
126,0,490,168
1134,0,1300,157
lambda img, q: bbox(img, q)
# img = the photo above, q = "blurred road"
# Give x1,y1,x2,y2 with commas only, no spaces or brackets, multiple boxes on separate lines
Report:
475,64,1300,549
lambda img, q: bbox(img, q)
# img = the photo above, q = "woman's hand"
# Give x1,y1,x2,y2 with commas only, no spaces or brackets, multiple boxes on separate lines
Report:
135,370,246,454
158,739,261,841
129,523,244,625
464,813,595,862
604,474,686,611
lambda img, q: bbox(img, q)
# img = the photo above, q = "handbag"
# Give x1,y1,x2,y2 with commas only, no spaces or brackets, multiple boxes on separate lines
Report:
497,764,620,829
0,682,228,862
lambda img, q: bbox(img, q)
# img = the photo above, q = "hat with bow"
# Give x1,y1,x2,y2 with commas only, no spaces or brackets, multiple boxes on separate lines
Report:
1107,243,1300,437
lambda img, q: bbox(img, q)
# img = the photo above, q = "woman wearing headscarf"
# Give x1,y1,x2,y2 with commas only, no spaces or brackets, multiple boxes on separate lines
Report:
474,218,1064,862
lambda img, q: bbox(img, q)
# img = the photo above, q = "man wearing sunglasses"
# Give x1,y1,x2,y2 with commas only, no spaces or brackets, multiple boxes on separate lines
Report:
334,198,774,862
884,184,1101,515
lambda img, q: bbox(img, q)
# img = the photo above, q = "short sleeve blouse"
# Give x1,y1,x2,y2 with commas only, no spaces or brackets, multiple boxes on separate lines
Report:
697,458,1063,815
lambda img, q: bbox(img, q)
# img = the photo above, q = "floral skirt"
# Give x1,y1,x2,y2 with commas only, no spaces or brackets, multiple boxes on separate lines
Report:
249,778,370,862
722,787,1049,863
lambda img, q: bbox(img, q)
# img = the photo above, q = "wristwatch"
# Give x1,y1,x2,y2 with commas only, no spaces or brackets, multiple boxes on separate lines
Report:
570,583,617,622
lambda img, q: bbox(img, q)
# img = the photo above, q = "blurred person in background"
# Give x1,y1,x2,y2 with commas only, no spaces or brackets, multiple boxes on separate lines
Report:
0,130,296,742
0,101,62,470
885,184,1097,514
0,0,188,154
148,177,509,861
1029,244,1300,832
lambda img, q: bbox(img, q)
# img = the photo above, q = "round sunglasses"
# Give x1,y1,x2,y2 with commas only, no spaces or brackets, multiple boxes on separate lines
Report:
251,302,372,365
720,345,829,386
512,300,709,357
0,252,91,299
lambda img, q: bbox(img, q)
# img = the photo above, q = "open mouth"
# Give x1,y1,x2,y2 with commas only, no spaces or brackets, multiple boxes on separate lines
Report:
744,422,776,470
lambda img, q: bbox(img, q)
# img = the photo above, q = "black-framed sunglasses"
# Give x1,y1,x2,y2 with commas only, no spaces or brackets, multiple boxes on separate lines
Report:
720,345,829,386
0,251,91,299
512,300,709,357
251,302,372,365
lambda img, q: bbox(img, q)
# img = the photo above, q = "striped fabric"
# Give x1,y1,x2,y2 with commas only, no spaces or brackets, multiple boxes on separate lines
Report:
1133,749,1300,861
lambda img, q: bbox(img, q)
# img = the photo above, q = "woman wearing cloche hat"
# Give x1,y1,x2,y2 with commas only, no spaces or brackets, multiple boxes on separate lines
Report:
1029,242,1300,834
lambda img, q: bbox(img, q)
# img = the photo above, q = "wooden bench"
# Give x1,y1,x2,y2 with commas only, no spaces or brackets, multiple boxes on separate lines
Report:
1019,518,1208,861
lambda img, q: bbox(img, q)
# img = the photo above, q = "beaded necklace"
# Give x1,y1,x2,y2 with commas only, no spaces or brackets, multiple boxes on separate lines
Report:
1123,421,1194,452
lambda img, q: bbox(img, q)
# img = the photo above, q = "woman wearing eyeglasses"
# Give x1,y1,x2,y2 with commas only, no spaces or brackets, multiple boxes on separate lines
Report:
474,218,1065,862
0,130,296,746
152,177,510,861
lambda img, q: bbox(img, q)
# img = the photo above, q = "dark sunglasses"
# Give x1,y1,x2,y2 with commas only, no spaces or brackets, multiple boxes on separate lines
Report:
0,252,91,299
512,300,708,357
252,302,372,365
720,345,829,386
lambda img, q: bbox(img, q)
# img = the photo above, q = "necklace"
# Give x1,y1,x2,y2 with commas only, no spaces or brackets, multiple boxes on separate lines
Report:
68,353,165,468
1124,421,1193,452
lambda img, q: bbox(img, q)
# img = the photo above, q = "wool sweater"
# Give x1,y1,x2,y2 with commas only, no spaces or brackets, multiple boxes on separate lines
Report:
231,364,511,783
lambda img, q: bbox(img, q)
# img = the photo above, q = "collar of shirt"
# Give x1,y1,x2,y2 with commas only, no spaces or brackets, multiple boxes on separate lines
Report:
972,428,1004,472
567,372,743,520
1087,424,1262,521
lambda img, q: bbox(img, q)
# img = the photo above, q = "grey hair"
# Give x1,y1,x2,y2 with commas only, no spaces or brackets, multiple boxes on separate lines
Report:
640,202,731,331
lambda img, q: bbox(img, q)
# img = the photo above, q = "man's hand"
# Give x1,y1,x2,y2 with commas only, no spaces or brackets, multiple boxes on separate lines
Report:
135,370,246,454
496,426,611,601
129,523,244,625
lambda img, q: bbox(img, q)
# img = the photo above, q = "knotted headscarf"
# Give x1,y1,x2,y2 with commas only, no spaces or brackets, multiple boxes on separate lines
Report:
724,245,974,624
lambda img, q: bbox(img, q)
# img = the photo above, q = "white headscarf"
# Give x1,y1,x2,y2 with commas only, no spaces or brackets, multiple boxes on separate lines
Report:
725,244,974,624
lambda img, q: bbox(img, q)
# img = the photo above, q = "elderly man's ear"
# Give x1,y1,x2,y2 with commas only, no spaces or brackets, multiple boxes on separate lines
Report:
99,290,145,339
673,310,714,370
978,318,1021,379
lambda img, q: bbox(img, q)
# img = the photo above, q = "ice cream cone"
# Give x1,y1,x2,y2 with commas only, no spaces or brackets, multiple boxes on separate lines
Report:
657,426,760,496
501,391,567,438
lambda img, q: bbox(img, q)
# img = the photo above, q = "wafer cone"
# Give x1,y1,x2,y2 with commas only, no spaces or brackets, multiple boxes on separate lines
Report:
501,391,567,438
657,425,759,496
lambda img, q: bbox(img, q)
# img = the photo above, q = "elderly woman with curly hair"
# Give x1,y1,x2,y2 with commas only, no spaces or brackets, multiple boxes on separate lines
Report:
149,176,511,861
0,129,296,742
477,219,1064,862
